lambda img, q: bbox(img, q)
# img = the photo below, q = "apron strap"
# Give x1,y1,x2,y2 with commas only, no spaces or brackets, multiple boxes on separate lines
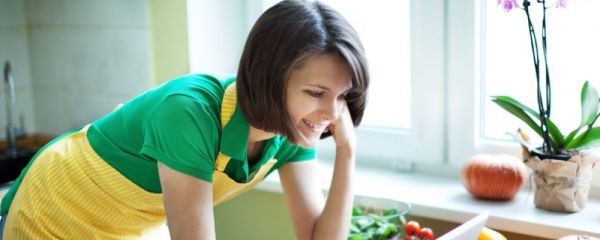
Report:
214,84,237,172
220,84,237,129
211,83,279,206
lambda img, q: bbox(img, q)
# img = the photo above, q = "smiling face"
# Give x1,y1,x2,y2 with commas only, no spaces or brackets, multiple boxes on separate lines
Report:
286,53,353,148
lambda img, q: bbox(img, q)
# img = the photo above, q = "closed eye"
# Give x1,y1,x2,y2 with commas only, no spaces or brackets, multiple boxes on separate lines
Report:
304,90,323,97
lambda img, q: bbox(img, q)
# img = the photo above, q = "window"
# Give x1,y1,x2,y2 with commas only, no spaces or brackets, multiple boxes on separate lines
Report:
187,1,248,76
482,0,600,142
320,0,411,129
444,0,600,194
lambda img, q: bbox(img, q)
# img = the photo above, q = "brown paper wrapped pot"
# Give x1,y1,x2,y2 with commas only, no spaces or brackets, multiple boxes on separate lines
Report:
523,148,598,213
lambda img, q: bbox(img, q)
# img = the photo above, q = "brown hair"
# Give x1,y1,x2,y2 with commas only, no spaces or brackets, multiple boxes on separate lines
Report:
236,0,369,142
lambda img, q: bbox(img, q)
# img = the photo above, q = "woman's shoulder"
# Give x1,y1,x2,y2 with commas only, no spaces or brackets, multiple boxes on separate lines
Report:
157,73,236,105
164,73,233,92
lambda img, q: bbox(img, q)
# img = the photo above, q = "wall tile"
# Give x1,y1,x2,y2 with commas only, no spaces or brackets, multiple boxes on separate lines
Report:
67,0,148,27
0,0,26,27
32,87,74,135
27,28,71,89
69,93,132,128
0,28,33,89
104,29,151,95
25,0,68,26
25,0,152,135
0,88,36,138
18,88,36,134
27,0,148,27
64,28,152,96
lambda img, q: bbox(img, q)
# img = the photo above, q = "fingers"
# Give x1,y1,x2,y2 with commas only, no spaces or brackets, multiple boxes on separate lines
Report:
329,102,356,151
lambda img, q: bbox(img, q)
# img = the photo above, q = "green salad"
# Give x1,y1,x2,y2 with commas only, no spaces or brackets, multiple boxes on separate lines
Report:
348,206,407,240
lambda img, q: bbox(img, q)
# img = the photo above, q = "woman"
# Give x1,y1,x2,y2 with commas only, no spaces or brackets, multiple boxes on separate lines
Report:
0,0,368,239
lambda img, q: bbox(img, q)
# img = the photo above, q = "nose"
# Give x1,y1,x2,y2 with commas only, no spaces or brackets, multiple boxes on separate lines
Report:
321,98,342,121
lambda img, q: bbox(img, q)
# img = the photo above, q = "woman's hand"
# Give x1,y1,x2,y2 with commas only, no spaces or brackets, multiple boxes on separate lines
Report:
328,104,356,153
299,103,355,240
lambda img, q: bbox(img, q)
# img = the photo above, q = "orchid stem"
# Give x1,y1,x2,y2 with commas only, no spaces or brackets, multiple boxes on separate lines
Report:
524,0,552,154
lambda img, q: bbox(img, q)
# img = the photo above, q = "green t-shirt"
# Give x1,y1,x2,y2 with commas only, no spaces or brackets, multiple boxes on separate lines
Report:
1,74,316,215
87,74,316,193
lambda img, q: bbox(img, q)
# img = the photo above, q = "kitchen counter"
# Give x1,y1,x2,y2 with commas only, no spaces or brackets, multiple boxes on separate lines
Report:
0,134,53,151
257,161,600,239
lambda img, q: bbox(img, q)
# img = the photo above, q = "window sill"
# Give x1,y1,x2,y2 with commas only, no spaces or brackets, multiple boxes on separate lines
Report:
256,161,600,239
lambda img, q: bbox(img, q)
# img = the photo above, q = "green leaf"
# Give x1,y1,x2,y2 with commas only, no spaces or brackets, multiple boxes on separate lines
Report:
565,126,600,150
491,96,542,135
564,127,580,145
375,223,397,238
350,224,361,234
354,216,376,230
348,233,366,240
365,228,376,239
352,207,363,217
382,208,399,216
491,96,564,146
580,81,600,128
491,96,560,150
349,206,406,240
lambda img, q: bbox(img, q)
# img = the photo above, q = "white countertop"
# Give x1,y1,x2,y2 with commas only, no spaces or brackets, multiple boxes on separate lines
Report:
256,161,600,239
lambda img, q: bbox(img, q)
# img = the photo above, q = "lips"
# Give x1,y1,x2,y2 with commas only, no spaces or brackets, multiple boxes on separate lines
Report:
302,118,328,132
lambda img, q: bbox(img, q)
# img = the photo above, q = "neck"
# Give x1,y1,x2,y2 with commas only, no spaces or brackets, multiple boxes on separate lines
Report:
246,126,275,163
248,126,275,143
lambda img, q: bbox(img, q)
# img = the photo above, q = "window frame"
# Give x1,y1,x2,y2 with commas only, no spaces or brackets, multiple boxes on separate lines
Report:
317,1,447,167
446,0,547,166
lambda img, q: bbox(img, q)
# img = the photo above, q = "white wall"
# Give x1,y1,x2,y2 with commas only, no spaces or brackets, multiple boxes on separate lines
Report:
0,0,36,138
23,0,153,135
0,0,154,137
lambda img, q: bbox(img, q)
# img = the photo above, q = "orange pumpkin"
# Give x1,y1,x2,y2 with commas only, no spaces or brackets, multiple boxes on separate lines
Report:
461,154,528,200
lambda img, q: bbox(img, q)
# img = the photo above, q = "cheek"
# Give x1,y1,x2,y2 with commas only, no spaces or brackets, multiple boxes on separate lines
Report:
289,108,306,125
287,95,312,122
286,98,300,119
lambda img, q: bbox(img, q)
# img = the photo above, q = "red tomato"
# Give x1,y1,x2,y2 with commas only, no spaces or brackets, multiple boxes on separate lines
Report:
405,236,419,240
418,227,435,240
405,220,421,236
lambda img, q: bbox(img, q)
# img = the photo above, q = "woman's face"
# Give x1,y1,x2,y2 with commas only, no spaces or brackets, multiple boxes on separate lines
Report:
286,53,352,148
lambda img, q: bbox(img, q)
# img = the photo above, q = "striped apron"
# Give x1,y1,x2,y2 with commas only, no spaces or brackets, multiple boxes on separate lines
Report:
2,83,277,239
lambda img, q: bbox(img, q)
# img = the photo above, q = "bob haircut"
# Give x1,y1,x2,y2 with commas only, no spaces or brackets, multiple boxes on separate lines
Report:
237,0,369,143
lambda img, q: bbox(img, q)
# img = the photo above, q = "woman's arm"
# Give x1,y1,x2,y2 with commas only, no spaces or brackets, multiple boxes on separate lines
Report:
158,162,216,240
279,106,356,240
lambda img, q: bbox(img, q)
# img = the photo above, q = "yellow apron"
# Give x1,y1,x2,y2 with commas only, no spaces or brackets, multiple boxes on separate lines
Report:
212,84,278,206
3,83,277,239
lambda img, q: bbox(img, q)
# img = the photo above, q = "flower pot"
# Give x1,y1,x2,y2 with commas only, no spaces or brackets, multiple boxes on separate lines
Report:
522,148,598,213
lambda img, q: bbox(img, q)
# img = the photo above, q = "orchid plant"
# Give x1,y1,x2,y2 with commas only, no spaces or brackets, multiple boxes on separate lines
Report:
491,0,600,159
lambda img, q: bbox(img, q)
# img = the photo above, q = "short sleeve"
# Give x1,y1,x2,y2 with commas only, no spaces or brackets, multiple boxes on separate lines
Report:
140,94,220,182
286,146,316,162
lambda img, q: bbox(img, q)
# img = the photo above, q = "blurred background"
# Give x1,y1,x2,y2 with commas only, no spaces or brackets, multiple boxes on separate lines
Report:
1,0,599,239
